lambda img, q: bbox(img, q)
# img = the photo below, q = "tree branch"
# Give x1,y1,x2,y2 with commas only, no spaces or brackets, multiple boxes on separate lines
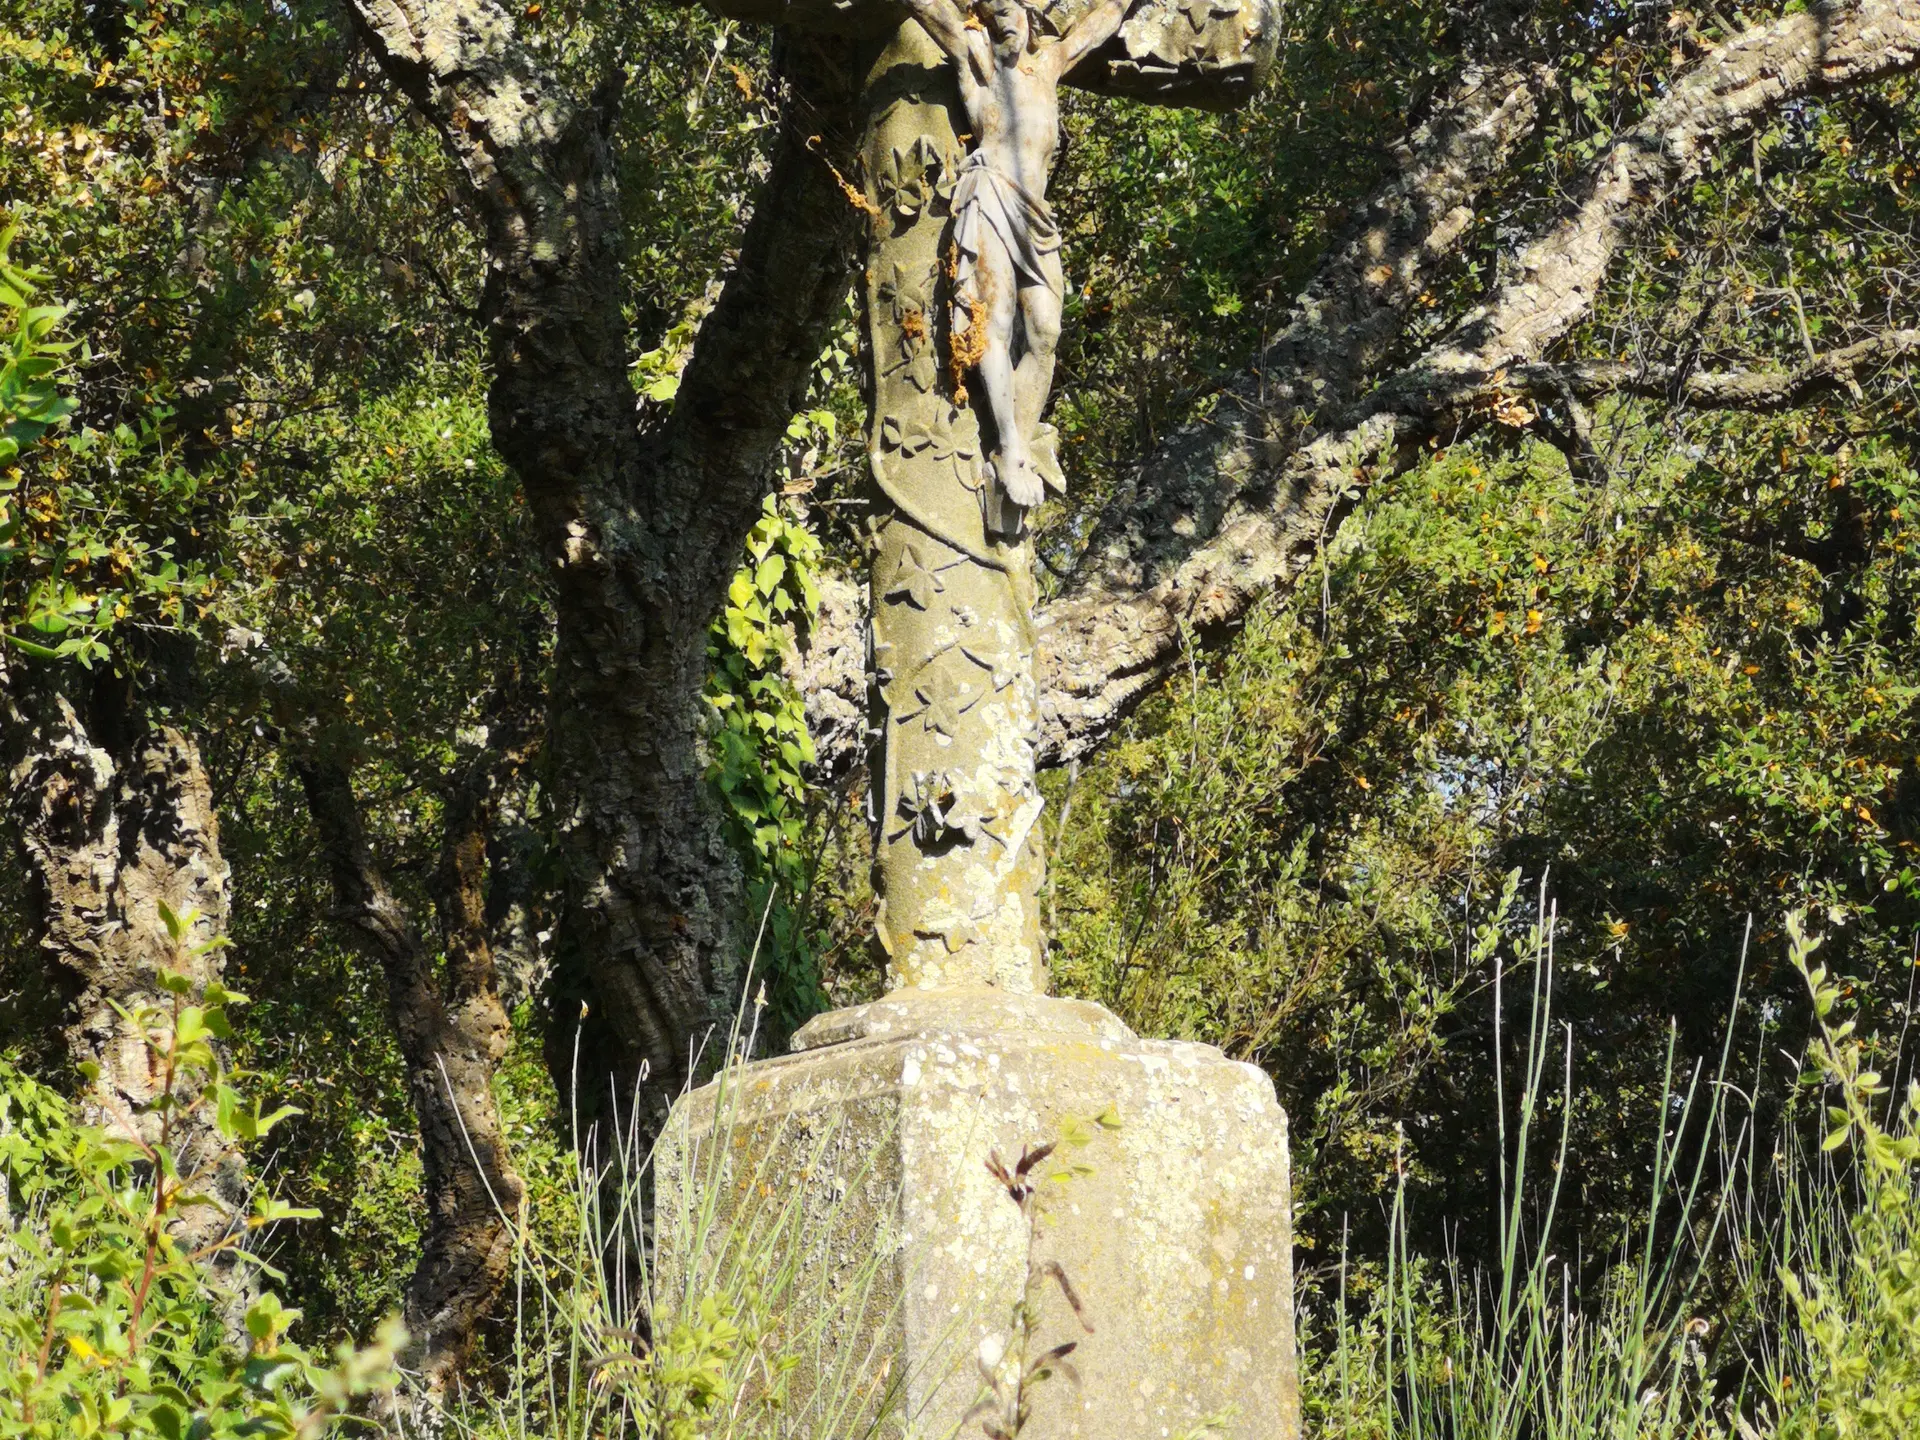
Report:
1509,328,1920,413
656,32,867,599
1068,0,1550,607
290,740,529,1403
1031,0,1920,765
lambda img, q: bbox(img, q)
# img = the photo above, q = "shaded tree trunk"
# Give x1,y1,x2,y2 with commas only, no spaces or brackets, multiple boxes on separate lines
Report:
346,0,866,1131
0,660,250,1288
290,734,529,1399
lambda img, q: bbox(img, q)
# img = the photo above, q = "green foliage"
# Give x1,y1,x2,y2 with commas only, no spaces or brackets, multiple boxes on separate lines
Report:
445,1024,903,1440
1044,0,1464,528
705,494,829,1030
0,918,401,1437
1776,914,1920,1440
0,230,75,460
707,493,822,882
1299,912,1920,1440
0,230,205,666
1049,392,1920,1258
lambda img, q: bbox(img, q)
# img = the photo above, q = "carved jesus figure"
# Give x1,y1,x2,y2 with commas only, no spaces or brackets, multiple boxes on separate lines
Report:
900,0,1133,515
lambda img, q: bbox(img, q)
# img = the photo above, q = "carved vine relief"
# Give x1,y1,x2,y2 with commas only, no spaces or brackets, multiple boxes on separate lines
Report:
854,0,1271,989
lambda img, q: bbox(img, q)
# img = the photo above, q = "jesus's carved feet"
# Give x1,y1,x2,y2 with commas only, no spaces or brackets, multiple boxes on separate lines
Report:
993,449,1045,507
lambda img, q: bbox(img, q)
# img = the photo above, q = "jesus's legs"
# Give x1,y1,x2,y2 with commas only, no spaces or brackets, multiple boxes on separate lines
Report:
1013,260,1062,445
972,236,1043,506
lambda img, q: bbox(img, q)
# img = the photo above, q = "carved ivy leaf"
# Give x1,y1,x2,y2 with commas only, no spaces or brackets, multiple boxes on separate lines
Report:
962,646,1021,692
931,140,965,203
877,137,945,219
877,261,935,325
882,407,981,486
884,325,939,393
896,673,967,739
884,541,946,609
892,768,994,849
934,407,984,489
877,259,939,391
928,416,979,485
941,786,997,843
880,412,935,456
891,768,951,842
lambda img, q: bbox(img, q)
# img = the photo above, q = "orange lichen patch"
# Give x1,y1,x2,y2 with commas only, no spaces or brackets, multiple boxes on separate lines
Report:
809,135,882,217
949,293,991,400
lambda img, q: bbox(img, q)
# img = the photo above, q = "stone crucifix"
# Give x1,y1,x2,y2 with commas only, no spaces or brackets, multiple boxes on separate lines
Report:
708,0,1277,991
662,17,1296,1437
857,0,1276,995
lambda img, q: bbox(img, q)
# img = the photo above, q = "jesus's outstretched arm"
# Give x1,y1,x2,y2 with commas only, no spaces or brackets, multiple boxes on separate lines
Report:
1051,0,1132,76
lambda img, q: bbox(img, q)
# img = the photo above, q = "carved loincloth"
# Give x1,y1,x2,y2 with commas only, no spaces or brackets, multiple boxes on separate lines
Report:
950,150,1063,307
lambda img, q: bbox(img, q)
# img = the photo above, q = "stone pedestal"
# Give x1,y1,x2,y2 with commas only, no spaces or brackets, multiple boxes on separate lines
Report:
654,989,1298,1439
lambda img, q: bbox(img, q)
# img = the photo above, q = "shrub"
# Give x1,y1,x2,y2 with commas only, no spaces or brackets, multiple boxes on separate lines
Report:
0,905,400,1438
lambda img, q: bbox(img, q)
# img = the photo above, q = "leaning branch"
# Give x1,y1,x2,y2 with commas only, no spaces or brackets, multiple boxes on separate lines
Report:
1068,19,1550,605
1033,0,1920,765
1510,329,1920,413
655,34,866,596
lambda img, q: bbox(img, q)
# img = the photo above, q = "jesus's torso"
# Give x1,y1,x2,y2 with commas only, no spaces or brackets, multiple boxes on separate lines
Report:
959,37,1062,199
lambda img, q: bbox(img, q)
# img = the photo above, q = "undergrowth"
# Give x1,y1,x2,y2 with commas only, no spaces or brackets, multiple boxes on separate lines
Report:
1300,900,1920,1440
5,899,1915,1440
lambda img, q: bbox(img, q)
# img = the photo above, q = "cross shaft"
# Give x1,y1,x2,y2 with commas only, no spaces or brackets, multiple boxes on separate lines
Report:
703,0,1278,990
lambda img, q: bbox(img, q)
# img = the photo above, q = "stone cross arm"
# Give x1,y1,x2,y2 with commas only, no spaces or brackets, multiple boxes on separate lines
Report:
694,0,1281,110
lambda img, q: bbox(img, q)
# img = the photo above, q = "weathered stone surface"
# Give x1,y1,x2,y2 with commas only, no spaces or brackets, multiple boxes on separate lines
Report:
860,24,1051,993
656,991,1298,1439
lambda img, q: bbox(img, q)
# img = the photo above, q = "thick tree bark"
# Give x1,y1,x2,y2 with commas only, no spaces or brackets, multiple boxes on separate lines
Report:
238,609,537,1395
0,663,249,1286
292,742,527,1399
346,0,866,1127
1026,0,1920,764
1512,329,1920,412
538,38,868,1127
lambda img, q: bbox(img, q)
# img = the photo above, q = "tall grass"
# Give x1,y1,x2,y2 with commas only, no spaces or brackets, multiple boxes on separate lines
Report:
419,896,1920,1440
436,990,910,1440
1302,900,1920,1440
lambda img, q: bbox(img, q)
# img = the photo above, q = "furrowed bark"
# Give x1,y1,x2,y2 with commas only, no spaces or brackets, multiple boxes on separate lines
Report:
292,745,526,1400
0,664,250,1291
1030,0,1920,764
1074,41,1550,599
543,36,866,1126
346,0,863,1128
